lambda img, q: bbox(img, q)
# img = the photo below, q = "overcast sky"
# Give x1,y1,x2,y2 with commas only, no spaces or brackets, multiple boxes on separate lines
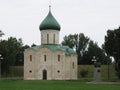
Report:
0,0,120,46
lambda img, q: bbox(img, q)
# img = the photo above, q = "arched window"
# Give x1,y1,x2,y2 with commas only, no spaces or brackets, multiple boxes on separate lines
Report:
41,34,43,42
72,62,74,69
47,34,49,44
53,34,55,44
44,55,46,62
30,55,32,61
58,55,60,62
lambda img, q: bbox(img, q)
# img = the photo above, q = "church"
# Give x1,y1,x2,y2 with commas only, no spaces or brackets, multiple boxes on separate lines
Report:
24,6,77,80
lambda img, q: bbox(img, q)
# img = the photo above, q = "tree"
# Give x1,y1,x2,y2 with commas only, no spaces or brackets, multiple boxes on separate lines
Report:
0,30,4,37
104,27,120,78
83,41,107,64
62,34,75,48
62,33,90,64
15,45,30,66
62,33,107,65
0,37,24,76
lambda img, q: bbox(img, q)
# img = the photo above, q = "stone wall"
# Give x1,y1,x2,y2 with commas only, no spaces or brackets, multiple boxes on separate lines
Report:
41,30,59,44
24,49,36,80
24,47,77,80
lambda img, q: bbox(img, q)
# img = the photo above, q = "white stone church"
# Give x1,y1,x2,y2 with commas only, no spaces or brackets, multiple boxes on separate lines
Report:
24,6,77,80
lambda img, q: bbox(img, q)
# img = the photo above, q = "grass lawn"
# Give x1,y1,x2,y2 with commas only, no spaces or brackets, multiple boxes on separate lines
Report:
0,80,120,90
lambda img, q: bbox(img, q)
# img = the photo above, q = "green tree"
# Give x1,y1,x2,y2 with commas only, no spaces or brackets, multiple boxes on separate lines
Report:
104,27,120,78
15,44,30,66
62,33,90,64
0,37,23,76
83,41,107,64
62,33,107,65
62,34,75,48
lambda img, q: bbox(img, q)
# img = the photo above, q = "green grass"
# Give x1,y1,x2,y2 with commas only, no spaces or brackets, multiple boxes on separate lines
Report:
0,80,120,90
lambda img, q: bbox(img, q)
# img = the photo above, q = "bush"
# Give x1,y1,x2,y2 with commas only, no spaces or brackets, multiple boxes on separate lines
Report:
80,69,88,78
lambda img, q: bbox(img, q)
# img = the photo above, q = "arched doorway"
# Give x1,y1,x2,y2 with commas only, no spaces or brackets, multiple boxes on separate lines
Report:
43,69,47,80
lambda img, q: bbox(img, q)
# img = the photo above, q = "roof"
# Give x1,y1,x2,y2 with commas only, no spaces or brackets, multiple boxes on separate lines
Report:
39,9,61,31
31,44,76,55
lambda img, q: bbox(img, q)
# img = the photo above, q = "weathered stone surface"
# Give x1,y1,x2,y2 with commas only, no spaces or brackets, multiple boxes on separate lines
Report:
93,67,101,82
24,47,77,80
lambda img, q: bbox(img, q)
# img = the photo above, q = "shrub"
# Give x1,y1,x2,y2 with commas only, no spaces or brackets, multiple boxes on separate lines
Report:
80,69,88,78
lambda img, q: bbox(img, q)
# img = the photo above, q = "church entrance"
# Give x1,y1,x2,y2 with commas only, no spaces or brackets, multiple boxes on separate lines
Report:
43,70,47,80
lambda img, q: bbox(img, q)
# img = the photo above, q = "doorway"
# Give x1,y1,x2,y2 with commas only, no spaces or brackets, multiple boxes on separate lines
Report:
43,69,47,80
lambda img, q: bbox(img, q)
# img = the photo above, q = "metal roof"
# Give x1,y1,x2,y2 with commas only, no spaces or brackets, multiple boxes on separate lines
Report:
31,44,76,55
39,10,61,31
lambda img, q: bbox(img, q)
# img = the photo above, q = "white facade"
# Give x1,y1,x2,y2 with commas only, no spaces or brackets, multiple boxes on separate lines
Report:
41,30,59,44
24,46,77,80
24,7,77,80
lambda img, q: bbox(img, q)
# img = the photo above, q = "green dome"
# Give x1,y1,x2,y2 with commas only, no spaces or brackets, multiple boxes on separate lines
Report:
40,10,61,31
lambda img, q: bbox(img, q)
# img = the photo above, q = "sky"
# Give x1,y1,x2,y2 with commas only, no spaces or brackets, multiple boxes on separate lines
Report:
0,0,120,47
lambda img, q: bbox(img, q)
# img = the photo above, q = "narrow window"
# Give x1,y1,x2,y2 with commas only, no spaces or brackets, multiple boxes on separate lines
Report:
44,55,46,62
30,55,32,61
53,34,55,44
73,62,74,69
47,34,49,44
58,55,60,62
41,34,43,43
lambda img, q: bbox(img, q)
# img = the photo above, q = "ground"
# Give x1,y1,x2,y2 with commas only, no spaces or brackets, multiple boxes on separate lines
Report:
0,80,120,90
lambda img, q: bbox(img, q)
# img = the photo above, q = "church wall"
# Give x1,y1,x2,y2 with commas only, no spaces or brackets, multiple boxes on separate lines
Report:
24,49,36,80
65,55,71,80
36,47,53,80
64,54,78,80
24,5,78,80
52,50,65,80
70,54,78,80
41,30,59,44
24,47,77,80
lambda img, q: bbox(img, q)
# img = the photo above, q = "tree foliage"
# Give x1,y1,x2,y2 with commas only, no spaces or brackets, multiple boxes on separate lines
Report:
0,37,29,76
62,33,107,64
62,33,90,64
83,41,107,64
62,34,75,48
104,27,120,78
